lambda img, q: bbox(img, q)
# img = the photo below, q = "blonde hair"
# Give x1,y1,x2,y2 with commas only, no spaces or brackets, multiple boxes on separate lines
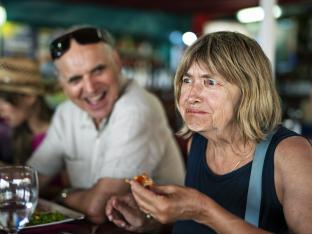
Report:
175,31,281,142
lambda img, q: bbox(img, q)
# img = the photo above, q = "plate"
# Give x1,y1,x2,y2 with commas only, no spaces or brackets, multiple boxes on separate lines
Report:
24,198,85,229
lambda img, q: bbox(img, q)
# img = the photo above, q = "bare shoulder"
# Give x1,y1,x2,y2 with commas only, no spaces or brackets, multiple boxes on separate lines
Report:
274,135,312,232
274,135,312,200
275,136,311,165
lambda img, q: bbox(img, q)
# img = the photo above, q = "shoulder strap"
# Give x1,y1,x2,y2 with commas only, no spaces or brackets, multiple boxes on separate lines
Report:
244,132,275,226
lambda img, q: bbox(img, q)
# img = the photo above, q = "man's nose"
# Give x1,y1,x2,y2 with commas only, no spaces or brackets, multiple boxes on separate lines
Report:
83,77,96,93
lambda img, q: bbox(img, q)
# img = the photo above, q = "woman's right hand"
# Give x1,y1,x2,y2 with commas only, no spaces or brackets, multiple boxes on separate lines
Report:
130,180,205,224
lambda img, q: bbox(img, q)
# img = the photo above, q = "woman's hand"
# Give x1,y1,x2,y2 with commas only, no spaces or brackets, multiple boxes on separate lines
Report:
105,193,160,232
130,180,204,224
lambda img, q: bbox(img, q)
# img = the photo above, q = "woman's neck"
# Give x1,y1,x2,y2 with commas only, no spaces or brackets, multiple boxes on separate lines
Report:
28,117,49,135
203,127,256,175
27,108,49,135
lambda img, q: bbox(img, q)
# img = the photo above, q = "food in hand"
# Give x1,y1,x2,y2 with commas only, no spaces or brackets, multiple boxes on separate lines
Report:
126,173,154,187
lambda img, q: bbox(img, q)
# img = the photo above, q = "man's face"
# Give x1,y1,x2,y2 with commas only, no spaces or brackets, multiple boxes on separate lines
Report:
55,40,121,126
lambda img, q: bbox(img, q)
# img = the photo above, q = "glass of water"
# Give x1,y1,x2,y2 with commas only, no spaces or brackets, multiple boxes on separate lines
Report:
0,166,38,234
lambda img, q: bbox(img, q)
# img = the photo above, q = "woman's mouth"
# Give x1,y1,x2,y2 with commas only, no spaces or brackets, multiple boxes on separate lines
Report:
186,108,207,114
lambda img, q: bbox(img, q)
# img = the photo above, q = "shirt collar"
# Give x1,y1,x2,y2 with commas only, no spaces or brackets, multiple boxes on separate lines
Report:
80,112,108,132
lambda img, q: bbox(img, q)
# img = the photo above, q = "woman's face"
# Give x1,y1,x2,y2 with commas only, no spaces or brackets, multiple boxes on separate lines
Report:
0,94,35,128
178,62,241,135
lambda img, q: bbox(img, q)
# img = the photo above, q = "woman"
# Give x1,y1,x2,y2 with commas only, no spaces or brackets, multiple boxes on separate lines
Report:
0,118,12,162
0,57,54,164
106,31,312,233
0,57,69,199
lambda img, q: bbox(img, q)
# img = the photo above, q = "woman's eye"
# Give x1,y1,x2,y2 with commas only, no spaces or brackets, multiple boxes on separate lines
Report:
204,78,218,87
182,77,192,84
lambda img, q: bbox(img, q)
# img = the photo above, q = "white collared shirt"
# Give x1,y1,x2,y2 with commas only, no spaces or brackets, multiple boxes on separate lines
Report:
28,81,185,188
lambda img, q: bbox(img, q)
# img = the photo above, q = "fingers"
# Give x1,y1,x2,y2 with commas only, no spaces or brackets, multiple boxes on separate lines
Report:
108,208,131,230
114,198,140,220
111,218,127,228
106,195,147,232
130,182,186,224
105,196,116,218
130,181,162,216
118,193,136,206
106,200,129,228
106,196,125,221
130,180,157,202
150,184,177,195
108,207,129,229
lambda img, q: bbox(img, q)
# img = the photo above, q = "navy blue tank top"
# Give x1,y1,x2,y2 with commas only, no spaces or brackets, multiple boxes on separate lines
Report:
173,127,299,234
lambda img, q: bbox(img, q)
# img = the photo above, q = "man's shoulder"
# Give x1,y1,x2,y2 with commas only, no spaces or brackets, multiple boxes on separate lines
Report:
118,80,162,112
55,100,81,114
53,100,85,123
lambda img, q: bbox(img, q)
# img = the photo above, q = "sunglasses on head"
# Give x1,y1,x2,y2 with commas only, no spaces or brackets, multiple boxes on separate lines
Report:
50,27,114,60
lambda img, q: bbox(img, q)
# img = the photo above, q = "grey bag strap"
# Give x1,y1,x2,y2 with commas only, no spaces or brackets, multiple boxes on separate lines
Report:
244,132,274,226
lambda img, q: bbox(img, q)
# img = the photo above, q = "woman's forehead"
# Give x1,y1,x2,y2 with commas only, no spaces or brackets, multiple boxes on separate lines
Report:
187,60,217,73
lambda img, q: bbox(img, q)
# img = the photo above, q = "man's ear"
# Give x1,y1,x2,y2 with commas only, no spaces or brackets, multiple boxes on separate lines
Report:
58,78,64,89
112,49,122,72
53,63,64,88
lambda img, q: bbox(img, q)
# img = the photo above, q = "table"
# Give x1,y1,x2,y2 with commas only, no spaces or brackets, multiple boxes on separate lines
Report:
0,219,172,234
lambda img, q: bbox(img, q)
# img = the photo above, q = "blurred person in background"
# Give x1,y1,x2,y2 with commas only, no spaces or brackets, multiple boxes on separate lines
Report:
106,31,312,233
27,25,185,224
0,117,11,163
0,57,54,164
0,57,67,199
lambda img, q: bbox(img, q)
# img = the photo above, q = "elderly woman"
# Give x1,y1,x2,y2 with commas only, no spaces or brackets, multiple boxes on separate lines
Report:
106,31,312,233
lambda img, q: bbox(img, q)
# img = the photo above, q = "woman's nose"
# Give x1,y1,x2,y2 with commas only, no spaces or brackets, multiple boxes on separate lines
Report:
186,82,203,103
186,90,202,105
186,94,201,105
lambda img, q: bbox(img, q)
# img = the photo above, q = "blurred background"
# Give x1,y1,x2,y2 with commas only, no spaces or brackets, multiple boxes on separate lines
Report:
0,0,311,139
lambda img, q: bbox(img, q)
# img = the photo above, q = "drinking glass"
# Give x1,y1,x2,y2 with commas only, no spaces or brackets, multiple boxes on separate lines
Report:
0,166,38,234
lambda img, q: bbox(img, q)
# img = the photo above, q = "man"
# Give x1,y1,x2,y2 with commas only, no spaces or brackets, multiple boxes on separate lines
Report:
27,26,185,224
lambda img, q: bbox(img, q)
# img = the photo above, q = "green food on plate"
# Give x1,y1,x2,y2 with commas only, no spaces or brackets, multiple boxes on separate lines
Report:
27,211,66,226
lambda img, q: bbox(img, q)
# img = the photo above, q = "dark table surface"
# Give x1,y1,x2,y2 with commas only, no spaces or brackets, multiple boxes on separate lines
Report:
0,219,172,234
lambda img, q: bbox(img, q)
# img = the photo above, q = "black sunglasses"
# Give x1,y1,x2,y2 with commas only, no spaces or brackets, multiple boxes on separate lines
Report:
50,27,114,60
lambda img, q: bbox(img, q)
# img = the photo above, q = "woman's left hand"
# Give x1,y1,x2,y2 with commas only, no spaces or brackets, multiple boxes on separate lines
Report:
106,193,160,232
129,180,204,224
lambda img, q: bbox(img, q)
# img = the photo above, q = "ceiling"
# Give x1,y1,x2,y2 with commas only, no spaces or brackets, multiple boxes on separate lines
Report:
2,0,312,40
69,0,312,35
67,0,312,16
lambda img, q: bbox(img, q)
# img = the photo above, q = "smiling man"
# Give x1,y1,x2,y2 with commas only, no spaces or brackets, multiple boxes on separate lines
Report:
27,26,185,224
